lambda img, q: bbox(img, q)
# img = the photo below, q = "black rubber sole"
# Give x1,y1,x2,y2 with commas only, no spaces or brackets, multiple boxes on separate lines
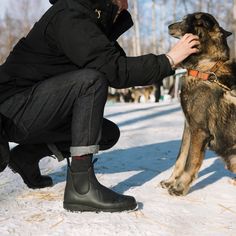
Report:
8,160,53,189
63,202,138,213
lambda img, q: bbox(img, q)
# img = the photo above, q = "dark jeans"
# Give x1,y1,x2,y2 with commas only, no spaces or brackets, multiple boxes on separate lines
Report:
0,69,120,158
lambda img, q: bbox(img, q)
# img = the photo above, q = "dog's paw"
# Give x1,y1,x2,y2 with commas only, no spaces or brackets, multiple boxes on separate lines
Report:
168,182,189,196
228,177,236,186
160,180,174,189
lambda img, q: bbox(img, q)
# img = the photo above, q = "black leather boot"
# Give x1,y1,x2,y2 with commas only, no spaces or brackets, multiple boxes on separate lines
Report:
8,144,53,189
63,159,137,212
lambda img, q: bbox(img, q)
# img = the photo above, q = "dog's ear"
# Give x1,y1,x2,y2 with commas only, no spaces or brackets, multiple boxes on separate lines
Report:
221,28,232,37
195,14,215,29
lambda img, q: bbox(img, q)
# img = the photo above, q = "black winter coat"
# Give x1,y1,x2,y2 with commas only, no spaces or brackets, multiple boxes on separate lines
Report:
0,0,175,172
0,0,174,105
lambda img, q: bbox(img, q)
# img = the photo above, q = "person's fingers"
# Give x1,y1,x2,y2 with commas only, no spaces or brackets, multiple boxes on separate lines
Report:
187,36,200,44
182,34,199,43
188,38,200,46
182,33,194,40
190,47,200,53
188,40,200,48
181,33,190,40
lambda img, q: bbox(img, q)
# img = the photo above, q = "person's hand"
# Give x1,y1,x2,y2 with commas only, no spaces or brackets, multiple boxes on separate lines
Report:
166,34,200,68
112,0,129,22
112,0,129,12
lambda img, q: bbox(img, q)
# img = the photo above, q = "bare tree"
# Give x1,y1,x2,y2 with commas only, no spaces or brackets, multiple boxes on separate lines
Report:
233,0,236,59
130,0,141,56
1,0,235,99
0,0,45,63
151,0,157,54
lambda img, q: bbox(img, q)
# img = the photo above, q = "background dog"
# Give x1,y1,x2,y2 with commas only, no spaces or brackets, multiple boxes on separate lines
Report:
160,12,236,196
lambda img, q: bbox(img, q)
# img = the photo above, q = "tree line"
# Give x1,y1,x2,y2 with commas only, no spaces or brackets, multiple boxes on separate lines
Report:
1,0,234,102
0,0,235,67
122,0,235,57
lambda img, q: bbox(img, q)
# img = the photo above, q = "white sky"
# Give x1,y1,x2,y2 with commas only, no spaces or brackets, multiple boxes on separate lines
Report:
0,0,9,18
0,0,51,18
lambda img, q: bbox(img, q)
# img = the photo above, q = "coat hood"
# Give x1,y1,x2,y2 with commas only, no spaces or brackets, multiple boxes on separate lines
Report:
49,0,118,22
65,0,120,36
50,0,112,9
49,0,133,41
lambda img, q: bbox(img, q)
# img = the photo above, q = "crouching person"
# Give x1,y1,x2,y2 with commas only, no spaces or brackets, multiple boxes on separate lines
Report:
0,0,199,212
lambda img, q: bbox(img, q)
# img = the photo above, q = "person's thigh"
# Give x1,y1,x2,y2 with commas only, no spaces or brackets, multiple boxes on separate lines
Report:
16,117,120,161
0,69,103,143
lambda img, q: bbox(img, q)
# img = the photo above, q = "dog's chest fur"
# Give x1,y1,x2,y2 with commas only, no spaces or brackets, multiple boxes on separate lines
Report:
180,75,236,157
180,76,215,124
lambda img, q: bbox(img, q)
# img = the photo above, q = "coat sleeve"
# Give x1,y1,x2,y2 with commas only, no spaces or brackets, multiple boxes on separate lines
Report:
54,11,174,89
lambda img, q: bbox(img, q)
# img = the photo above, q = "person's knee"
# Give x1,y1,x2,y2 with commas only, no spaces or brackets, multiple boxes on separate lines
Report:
87,69,108,91
99,119,120,150
72,69,107,87
68,69,108,95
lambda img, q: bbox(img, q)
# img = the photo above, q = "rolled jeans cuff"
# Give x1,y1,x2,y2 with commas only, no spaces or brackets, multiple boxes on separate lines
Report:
70,145,99,156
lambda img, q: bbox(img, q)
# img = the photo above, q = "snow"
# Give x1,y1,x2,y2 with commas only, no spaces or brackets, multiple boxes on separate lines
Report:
0,101,236,236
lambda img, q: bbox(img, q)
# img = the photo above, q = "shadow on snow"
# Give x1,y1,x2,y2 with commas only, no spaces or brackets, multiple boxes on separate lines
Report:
50,140,233,194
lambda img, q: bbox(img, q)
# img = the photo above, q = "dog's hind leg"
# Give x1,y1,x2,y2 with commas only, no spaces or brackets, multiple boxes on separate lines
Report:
160,121,191,189
168,128,209,196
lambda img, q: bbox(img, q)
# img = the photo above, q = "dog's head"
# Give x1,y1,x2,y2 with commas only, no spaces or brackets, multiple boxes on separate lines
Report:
169,12,232,67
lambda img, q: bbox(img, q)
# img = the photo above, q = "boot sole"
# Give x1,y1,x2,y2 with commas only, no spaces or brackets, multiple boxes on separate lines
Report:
8,160,53,189
63,202,138,213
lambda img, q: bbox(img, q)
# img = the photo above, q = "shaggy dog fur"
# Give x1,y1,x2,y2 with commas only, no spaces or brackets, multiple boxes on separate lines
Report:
160,12,236,196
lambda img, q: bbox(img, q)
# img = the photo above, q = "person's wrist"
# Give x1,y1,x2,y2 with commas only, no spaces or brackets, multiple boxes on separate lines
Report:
165,54,176,69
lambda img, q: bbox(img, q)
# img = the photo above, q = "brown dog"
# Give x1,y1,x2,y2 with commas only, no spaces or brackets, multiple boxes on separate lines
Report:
131,86,155,103
160,12,236,196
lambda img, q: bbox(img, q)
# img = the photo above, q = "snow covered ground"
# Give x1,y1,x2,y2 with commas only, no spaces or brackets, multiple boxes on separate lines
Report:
0,101,236,236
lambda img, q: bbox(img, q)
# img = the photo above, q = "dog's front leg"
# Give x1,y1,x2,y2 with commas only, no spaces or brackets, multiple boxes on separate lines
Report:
160,121,191,189
226,155,236,174
168,128,209,196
